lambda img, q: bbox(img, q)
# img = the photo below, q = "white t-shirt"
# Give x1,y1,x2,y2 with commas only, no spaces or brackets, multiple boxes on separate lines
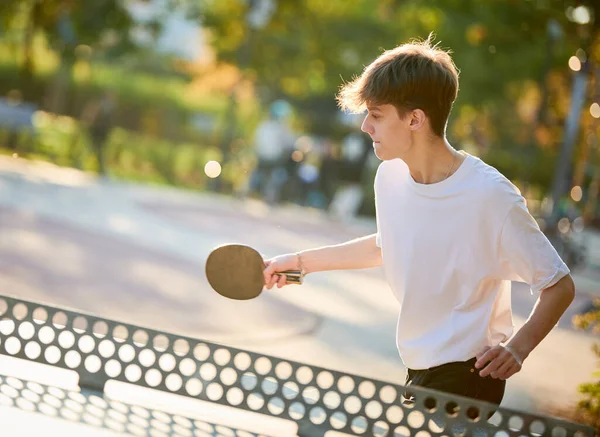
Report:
374,152,570,370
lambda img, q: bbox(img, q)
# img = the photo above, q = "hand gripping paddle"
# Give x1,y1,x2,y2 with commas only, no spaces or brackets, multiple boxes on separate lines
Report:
205,244,303,300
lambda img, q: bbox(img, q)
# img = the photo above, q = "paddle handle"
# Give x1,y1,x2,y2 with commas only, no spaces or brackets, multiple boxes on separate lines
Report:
278,270,303,285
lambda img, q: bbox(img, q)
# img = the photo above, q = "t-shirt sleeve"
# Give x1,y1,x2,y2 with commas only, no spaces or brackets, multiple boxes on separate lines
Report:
498,198,570,294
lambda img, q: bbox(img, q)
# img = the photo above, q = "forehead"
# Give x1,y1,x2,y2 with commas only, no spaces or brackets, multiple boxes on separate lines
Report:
366,103,395,112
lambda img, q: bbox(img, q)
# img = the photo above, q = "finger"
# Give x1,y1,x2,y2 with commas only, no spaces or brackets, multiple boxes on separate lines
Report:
475,348,499,369
263,264,276,285
490,358,513,379
277,274,287,288
475,346,491,361
499,363,521,380
270,275,280,289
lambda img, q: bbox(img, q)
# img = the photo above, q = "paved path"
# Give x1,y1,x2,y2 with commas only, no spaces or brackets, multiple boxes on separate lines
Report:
0,156,597,425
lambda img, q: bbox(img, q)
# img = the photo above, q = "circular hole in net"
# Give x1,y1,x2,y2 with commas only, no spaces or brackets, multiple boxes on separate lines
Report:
344,395,362,415
27,382,44,394
200,363,217,381
84,355,101,373
52,312,68,330
166,373,183,392
179,358,197,376
330,411,348,430
132,330,148,347
365,400,383,419
254,357,272,375
282,381,299,400
18,321,35,340
145,369,162,387
508,415,524,431
424,397,437,413
206,382,223,401
551,427,567,437
152,334,169,351
241,372,258,391
173,416,192,429
185,378,203,396
39,403,58,417
16,397,35,412
529,420,546,436
173,339,190,357
338,375,355,394
13,303,28,321
220,368,237,386
407,410,426,428
289,401,306,420
0,394,13,407
296,366,314,385
78,335,95,354
247,392,264,411
574,432,588,437
386,405,404,424
65,350,82,368
445,401,459,417
358,380,376,399
5,337,21,355
58,331,75,349
0,319,15,336
316,371,335,390
125,364,142,382
351,416,368,434
0,299,7,316
105,359,122,378
98,340,115,358
24,341,41,359
323,391,342,409
261,377,278,396
393,426,411,437
415,432,433,437
466,405,481,421
72,316,88,334
272,361,292,380
213,348,231,366
373,421,390,437
428,418,445,433
68,391,86,404
226,387,244,406
113,325,129,343
193,343,211,361
44,346,62,364
7,377,24,390
92,321,108,339
494,432,510,437
1,385,19,399
32,307,48,325
380,385,398,404
38,326,55,344
267,397,285,415
302,386,320,405
139,349,156,367
118,344,136,363
157,353,176,372
233,352,251,371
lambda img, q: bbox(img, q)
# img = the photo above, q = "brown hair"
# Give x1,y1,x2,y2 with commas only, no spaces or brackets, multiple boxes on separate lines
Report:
337,35,459,137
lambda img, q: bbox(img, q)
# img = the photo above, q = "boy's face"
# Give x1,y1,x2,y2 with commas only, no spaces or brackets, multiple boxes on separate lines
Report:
361,104,412,161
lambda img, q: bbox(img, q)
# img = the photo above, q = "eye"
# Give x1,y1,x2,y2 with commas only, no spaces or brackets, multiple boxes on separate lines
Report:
371,113,380,120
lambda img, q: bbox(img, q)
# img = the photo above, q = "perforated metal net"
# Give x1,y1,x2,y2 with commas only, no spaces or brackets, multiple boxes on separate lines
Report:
0,295,593,437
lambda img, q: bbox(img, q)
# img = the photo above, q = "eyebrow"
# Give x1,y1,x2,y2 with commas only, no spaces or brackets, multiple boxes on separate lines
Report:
367,105,382,112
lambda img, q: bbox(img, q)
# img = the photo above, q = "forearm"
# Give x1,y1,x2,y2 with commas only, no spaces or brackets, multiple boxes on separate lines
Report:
507,274,575,361
299,234,382,274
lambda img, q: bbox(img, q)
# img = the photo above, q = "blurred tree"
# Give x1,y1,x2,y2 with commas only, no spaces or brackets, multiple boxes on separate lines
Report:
185,0,598,200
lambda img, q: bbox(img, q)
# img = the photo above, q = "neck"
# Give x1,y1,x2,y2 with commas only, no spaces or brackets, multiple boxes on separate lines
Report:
404,136,460,184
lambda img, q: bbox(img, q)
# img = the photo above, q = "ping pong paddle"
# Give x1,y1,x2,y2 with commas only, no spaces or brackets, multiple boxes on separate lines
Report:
205,244,303,300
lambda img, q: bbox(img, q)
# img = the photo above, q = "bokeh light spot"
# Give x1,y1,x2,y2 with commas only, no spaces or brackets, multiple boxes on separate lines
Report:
204,161,222,179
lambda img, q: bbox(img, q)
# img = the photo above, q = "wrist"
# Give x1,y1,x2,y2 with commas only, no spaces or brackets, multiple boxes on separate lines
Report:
295,252,307,275
505,340,531,365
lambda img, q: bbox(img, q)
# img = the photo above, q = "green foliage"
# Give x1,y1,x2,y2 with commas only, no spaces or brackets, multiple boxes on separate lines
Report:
574,301,600,432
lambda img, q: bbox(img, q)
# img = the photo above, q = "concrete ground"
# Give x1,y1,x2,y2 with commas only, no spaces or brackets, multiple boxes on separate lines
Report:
0,156,598,431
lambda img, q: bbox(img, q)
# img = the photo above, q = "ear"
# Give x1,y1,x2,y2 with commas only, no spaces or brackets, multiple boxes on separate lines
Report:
408,109,427,131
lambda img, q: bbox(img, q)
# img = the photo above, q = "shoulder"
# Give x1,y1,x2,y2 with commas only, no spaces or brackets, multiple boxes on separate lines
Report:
467,155,523,209
375,159,408,186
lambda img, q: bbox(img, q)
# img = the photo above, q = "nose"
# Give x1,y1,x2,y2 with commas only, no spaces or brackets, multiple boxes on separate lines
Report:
361,116,373,135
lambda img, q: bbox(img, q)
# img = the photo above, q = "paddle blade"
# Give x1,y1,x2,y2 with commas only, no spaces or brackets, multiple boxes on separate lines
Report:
205,244,265,300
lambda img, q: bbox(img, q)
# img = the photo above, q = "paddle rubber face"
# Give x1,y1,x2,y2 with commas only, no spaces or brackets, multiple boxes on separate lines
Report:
205,244,265,300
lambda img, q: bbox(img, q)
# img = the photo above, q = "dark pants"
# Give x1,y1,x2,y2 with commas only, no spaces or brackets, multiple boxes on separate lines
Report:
404,357,505,420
